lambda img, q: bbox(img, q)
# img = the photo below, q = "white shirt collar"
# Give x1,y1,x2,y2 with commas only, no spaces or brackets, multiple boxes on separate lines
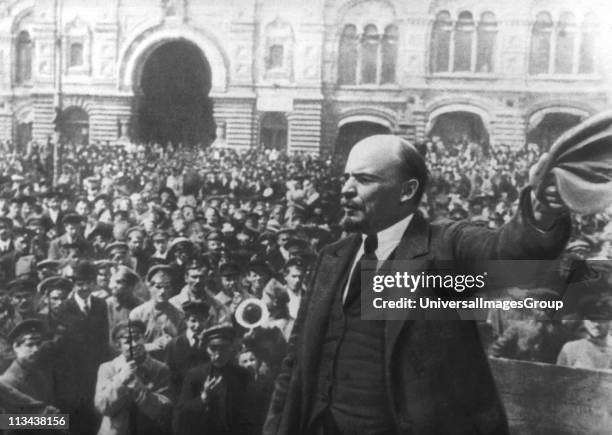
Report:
362,214,414,261
73,293,91,312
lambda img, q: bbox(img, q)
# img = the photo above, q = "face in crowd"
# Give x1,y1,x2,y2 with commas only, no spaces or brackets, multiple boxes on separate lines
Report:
185,313,207,337
584,319,612,340
284,265,305,293
48,288,68,315
185,267,208,295
238,350,260,377
13,334,43,366
149,271,173,305
117,328,146,362
206,338,233,368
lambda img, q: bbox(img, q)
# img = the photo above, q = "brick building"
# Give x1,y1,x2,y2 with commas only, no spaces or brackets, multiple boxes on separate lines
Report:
0,0,611,154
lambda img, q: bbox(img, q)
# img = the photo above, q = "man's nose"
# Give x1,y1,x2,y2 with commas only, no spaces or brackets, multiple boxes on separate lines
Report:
341,178,356,197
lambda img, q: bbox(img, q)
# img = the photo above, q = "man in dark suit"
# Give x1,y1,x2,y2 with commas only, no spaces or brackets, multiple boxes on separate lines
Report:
55,260,111,435
264,135,571,435
174,324,254,435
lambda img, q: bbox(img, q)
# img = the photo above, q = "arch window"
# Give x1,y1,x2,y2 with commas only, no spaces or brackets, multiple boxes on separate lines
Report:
337,23,398,85
15,30,32,84
430,10,496,74
529,11,598,75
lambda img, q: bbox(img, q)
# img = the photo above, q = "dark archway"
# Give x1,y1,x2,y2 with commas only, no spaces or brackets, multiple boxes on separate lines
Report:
334,121,390,161
260,113,288,151
59,107,89,146
136,40,215,147
430,111,489,147
527,112,583,150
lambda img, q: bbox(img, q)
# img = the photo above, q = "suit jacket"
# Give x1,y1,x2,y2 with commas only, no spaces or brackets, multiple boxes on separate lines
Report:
165,334,208,399
174,363,254,435
264,189,571,435
94,354,172,435
54,296,111,410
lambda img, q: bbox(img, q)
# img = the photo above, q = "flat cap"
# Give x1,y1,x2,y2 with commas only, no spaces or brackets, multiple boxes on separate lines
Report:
201,323,236,343
8,319,46,344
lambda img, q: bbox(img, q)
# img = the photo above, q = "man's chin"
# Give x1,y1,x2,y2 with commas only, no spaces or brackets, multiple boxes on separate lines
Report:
340,216,366,233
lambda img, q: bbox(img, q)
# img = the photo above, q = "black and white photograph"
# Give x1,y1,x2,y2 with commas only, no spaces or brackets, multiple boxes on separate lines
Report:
0,0,611,434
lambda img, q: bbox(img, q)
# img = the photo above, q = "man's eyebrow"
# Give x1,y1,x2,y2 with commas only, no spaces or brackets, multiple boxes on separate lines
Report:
343,171,385,180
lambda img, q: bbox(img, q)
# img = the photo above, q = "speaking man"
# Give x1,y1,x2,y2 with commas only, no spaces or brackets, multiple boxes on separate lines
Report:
264,135,571,435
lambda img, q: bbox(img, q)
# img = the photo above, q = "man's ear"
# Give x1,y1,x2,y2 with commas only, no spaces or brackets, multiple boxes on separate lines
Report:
400,179,419,203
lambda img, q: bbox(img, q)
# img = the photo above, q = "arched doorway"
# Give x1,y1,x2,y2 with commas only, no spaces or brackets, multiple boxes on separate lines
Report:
59,107,89,146
334,121,390,160
260,113,287,151
429,111,488,147
527,112,583,149
135,40,215,147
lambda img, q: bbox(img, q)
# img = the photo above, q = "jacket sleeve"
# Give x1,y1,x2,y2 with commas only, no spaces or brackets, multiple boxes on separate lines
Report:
448,187,571,265
262,247,324,435
173,369,208,435
131,364,172,420
94,363,133,417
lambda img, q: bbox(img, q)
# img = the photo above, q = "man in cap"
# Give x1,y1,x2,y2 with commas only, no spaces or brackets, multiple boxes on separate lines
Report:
8,276,42,324
166,301,212,398
265,135,571,435
55,259,110,435
105,265,142,338
37,276,71,331
266,229,292,272
47,214,92,260
126,227,151,277
95,320,172,435
41,191,65,236
244,260,272,299
0,319,59,414
166,237,196,292
557,296,612,370
130,265,185,361
150,230,169,262
216,261,246,313
36,259,60,282
175,324,254,435
169,257,230,324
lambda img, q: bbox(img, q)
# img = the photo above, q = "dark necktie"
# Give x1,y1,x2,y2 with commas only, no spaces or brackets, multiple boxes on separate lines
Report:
345,234,378,306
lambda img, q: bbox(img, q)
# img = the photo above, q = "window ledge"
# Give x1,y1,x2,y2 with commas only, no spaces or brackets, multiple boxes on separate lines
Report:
527,74,602,81
428,73,497,79
336,84,401,90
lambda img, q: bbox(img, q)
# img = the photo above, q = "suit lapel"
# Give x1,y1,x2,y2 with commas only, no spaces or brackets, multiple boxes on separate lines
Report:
300,235,360,417
384,213,431,363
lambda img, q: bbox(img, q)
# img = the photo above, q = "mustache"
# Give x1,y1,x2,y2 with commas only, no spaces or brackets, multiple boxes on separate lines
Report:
340,200,362,209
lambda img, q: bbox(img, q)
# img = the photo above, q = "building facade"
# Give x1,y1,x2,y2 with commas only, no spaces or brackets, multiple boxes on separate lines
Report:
0,0,611,154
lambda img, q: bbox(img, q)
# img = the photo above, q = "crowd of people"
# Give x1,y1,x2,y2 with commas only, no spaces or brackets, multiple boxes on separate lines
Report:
0,135,608,434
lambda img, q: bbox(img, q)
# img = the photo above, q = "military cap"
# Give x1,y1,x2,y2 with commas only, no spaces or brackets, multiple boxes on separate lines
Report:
201,323,236,343
94,193,111,204
125,226,145,239
185,256,210,271
247,259,271,276
205,230,224,242
182,300,210,317
36,259,61,270
285,238,309,253
219,261,241,277
111,320,146,341
167,237,196,258
152,230,169,241
8,319,46,344
284,257,306,271
37,276,72,295
94,259,115,270
62,213,85,226
106,241,129,254
579,295,612,320
8,276,37,295
146,264,173,282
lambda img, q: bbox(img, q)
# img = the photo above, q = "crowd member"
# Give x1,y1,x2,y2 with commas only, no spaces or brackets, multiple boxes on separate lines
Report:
166,301,211,398
105,265,142,338
130,265,184,361
0,319,59,413
95,320,172,435
174,324,253,435
557,297,612,370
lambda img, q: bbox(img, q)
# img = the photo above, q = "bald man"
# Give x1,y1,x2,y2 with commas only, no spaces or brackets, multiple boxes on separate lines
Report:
264,135,571,435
